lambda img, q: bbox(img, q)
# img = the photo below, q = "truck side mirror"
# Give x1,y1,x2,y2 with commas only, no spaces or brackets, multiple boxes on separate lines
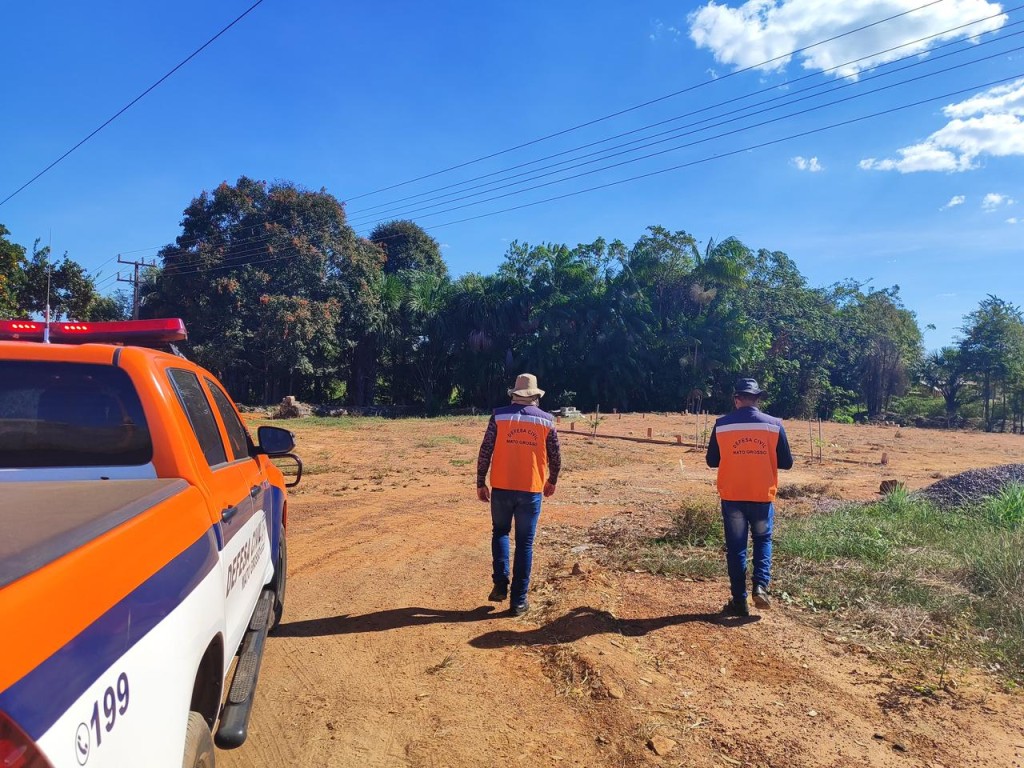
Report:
257,425,296,456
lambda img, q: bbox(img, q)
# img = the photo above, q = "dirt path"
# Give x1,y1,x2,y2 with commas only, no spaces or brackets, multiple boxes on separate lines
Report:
221,416,1024,767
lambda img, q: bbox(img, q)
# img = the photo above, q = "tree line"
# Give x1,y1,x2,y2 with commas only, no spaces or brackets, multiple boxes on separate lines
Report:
2,177,1022,430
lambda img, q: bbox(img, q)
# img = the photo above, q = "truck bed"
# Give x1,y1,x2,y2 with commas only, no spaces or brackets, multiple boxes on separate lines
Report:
0,478,189,587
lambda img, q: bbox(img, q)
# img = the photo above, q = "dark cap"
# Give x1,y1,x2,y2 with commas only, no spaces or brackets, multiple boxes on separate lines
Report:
733,377,764,396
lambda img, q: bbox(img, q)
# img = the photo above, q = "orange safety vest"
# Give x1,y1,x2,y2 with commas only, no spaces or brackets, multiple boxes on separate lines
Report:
714,421,782,502
489,407,554,492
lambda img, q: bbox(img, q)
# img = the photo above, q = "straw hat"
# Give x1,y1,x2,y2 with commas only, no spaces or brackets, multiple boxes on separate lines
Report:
508,373,545,398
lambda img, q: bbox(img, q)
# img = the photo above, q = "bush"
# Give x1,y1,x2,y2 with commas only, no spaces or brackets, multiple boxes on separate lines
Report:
658,500,722,547
980,482,1024,527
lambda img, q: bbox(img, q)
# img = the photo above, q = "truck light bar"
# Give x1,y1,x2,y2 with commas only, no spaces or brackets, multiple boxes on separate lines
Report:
0,318,187,345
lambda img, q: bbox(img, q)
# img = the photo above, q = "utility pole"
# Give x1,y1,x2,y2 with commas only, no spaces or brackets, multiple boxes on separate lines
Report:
117,255,157,319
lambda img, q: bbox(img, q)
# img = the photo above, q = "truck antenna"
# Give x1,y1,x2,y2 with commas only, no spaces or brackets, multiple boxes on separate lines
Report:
43,235,52,343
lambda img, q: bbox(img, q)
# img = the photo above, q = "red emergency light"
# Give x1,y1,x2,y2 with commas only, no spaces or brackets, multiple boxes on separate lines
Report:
0,318,187,345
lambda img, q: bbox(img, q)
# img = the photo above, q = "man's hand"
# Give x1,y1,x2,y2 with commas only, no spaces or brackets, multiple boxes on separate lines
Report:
543,482,556,498
477,486,491,502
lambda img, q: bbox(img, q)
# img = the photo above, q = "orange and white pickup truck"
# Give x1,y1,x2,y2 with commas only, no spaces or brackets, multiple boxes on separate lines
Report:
0,319,301,768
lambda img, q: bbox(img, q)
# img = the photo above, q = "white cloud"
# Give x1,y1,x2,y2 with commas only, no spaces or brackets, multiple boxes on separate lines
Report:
792,155,823,171
651,19,682,43
941,195,966,209
1007,217,1019,224
859,79,1024,172
983,193,1016,210
688,0,1007,79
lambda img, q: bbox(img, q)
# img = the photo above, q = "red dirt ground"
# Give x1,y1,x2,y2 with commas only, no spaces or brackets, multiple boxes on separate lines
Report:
222,414,1024,768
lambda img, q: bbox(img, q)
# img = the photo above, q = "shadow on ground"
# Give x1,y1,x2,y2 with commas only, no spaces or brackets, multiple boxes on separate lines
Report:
274,605,499,637
470,605,759,648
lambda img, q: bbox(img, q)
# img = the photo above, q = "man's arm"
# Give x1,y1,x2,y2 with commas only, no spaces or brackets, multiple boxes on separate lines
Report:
477,416,497,487
776,424,794,470
705,426,721,468
546,428,561,486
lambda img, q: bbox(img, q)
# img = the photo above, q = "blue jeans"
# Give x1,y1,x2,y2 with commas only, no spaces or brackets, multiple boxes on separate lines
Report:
721,501,774,602
491,489,542,606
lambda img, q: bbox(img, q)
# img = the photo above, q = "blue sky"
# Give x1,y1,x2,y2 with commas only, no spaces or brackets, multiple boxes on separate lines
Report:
1,0,1021,348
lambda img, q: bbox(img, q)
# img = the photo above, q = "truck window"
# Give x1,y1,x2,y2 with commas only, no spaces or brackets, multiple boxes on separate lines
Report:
167,368,228,467
0,361,152,468
205,378,252,462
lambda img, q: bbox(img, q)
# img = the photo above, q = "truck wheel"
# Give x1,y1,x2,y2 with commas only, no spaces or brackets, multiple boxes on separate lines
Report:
270,535,287,632
182,711,215,768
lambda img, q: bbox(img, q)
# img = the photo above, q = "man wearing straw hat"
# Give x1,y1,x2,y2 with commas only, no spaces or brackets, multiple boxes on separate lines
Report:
476,373,561,617
706,377,794,617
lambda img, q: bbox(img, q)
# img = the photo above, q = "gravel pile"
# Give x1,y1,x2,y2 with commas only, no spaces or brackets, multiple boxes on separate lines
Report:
919,463,1024,508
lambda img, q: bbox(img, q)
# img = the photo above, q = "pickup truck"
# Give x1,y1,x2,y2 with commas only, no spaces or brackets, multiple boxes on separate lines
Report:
0,318,301,768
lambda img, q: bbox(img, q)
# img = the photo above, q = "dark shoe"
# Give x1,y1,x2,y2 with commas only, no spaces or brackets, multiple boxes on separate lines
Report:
488,583,508,602
722,598,749,617
752,584,771,609
510,601,530,617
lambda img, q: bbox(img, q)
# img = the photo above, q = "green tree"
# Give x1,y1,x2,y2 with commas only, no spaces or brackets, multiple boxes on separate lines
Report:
19,243,108,321
742,249,837,418
920,347,972,427
959,296,1024,431
0,225,27,318
831,285,923,419
370,220,447,278
149,177,381,403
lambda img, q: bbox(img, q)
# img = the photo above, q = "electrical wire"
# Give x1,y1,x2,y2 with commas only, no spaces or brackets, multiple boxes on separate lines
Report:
348,45,1024,228
341,0,959,202
94,0,986,264
0,0,267,209
89,3,1016,282
153,70,1023,279
345,7,1020,223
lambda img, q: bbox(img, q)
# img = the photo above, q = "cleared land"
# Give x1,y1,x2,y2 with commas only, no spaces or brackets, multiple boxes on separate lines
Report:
222,414,1024,768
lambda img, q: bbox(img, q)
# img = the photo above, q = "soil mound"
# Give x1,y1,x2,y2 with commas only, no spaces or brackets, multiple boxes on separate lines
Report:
920,463,1024,508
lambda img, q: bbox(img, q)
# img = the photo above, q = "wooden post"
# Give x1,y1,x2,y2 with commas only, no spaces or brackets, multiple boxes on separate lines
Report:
818,418,823,463
647,427,653,439
570,422,575,432
675,434,682,444
808,421,813,460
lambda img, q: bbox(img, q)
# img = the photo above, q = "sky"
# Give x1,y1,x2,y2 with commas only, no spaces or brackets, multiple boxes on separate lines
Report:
1,0,1022,348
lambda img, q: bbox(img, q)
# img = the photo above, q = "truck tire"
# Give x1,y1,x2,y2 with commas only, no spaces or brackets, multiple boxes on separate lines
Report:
270,535,287,632
182,711,215,768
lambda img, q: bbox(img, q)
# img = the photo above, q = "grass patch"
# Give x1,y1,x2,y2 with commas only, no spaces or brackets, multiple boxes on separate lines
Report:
246,415,372,429
612,499,725,580
416,434,472,449
774,486,1024,680
775,482,841,500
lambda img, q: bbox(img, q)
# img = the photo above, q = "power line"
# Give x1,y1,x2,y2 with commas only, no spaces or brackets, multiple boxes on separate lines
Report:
151,70,1023,280
94,4,1014,270
349,45,1024,229
422,71,1024,232
109,52,1024,282
341,0,956,202
345,7,1020,224
89,3,1015,283
0,0,267,209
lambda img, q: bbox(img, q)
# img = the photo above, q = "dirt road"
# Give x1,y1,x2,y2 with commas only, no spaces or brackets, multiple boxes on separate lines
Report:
222,415,1024,767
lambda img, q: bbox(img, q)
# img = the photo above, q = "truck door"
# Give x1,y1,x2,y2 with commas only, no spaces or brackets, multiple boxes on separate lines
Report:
203,378,275,585
166,369,268,657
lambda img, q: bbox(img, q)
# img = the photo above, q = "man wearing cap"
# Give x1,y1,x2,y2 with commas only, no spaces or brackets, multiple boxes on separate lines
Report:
706,377,794,617
477,373,561,617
